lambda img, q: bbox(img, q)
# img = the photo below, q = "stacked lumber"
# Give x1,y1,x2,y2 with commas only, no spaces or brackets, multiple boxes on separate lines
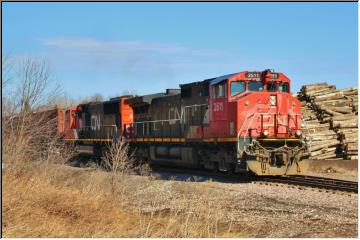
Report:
298,83,358,160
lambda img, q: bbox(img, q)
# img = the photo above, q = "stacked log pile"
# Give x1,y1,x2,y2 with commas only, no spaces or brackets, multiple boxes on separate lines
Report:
298,83,358,160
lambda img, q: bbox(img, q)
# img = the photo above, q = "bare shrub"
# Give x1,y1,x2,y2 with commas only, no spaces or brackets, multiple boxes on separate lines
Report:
102,139,135,174
100,139,136,197
137,162,152,176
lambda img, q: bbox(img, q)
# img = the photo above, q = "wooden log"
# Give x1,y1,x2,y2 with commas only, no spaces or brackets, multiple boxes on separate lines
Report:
322,157,346,161
315,99,352,105
320,102,353,109
314,92,345,101
321,107,343,116
308,88,337,97
346,142,358,151
302,120,321,125
310,146,336,156
303,123,329,128
310,135,338,141
342,136,359,142
343,134,358,140
331,115,357,121
304,126,331,133
304,131,335,137
338,128,358,134
331,119,358,129
337,133,358,141
346,150,358,155
302,82,329,91
315,153,337,160
309,140,339,152
328,106,353,114
310,150,323,157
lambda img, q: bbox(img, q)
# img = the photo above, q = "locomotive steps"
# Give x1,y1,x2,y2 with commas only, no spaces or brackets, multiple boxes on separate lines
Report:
297,83,358,161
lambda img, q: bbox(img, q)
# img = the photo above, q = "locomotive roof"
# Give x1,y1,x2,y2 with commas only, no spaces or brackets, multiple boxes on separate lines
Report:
210,72,239,85
125,92,166,106
179,78,212,88
183,70,288,87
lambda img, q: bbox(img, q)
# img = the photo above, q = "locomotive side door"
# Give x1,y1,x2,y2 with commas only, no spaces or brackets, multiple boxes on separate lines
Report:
209,80,228,136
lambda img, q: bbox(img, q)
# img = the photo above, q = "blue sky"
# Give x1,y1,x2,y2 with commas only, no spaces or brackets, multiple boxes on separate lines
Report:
3,2,358,99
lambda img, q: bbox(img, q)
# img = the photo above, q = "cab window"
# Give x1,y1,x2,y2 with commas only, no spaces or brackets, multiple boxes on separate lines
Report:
214,82,227,98
248,81,264,92
230,81,246,96
279,82,290,93
267,82,278,92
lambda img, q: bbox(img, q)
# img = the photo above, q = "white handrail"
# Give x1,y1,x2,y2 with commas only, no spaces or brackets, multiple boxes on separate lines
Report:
236,112,301,153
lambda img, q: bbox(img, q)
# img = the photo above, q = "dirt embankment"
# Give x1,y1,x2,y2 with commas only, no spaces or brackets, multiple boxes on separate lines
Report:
2,163,357,238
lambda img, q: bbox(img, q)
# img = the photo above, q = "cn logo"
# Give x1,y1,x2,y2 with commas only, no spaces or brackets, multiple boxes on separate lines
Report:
213,102,224,112
91,114,101,131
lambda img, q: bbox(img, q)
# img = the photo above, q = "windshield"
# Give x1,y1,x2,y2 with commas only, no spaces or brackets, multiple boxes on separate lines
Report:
279,82,290,93
230,81,246,96
267,82,278,92
248,81,264,92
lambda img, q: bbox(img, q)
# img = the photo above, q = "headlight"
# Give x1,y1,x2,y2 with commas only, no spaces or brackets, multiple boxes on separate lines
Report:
295,130,302,137
262,130,269,137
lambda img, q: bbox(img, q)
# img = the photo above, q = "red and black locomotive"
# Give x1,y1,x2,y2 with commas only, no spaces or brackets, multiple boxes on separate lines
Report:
61,69,309,175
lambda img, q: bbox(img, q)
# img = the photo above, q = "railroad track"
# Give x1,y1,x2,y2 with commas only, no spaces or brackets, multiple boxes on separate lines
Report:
150,166,358,194
68,155,358,194
258,175,358,193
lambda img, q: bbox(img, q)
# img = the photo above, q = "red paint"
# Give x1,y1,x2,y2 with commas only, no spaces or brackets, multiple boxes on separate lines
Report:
203,70,301,139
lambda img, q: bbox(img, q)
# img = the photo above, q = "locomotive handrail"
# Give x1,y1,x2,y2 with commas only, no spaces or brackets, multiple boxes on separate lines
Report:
237,112,302,153
237,112,269,152
131,104,208,125
131,104,208,137
78,125,118,139
80,125,118,128
133,119,181,124
238,113,302,140
238,112,271,139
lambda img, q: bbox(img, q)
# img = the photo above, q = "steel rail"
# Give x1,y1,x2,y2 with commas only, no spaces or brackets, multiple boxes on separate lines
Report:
150,166,358,193
257,175,358,193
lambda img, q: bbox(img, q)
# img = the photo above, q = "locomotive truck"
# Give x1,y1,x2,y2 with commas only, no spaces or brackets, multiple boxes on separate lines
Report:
63,69,309,175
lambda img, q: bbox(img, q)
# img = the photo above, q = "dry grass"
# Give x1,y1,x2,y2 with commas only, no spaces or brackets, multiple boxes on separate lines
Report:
2,162,242,238
2,56,241,237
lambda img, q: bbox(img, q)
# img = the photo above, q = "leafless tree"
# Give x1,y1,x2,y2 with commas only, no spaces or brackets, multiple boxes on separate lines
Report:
2,55,13,88
121,89,137,96
2,56,73,165
90,93,104,102
51,93,79,109
79,96,90,104
17,57,60,113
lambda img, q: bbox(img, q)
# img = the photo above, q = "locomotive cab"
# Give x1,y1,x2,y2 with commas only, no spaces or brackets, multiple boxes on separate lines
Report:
209,70,309,175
